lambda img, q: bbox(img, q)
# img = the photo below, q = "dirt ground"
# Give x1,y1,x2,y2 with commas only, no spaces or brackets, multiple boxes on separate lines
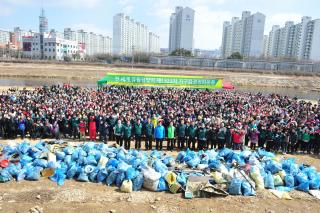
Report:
0,139,320,213
1,62,320,90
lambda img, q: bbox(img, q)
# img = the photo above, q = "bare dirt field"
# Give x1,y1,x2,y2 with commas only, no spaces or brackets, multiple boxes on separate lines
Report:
1,62,320,90
0,139,320,213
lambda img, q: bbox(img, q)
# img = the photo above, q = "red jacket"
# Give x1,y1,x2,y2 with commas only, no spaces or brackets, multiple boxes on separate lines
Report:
231,130,244,144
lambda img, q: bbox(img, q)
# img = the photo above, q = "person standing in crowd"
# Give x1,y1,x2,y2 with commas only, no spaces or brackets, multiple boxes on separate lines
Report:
89,115,96,141
314,130,320,155
290,128,298,153
231,125,245,150
99,119,108,143
52,120,60,140
154,121,165,150
187,121,197,150
258,125,267,149
144,118,154,150
309,127,316,154
177,119,187,149
301,128,311,154
282,129,290,154
79,119,86,141
197,123,207,150
71,114,80,140
249,128,260,150
225,124,232,148
18,117,26,139
167,121,175,151
123,120,132,150
114,120,124,147
217,123,227,149
134,119,142,149
266,127,274,152
273,128,283,152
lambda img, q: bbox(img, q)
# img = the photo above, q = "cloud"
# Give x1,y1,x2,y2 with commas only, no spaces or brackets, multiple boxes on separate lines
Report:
0,3,12,16
2,0,104,9
265,13,302,32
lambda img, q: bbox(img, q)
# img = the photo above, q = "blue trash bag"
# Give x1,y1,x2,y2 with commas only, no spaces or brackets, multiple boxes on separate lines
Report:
107,152,117,159
63,146,74,155
150,150,162,159
177,172,187,187
200,154,209,165
3,145,16,155
84,165,95,174
35,141,46,151
218,148,233,159
228,178,243,195
116,150,126,161
86,155,98,165
94,151,101,162
59,162,69,174
276,186,294,192
176,151,186,163
50,168,66,186
83,142,95,153
33,159,48,168
242,181,256,196
264,172,275,189
55,151,66,161
118,161,131,172
126,167,138,180
285,174,295,188
296,181,310,192
77,153,85,165
20,155,33,166
107,159,119,168
230,153,244,165
186,156,201,169
106,170,118,186
28,147,41,159
132,173,144,191
66,164,78,179
208,160,221,170
17,142,30,154
77,170,89,182
240,150,252,159
153,160,168,176
7,164,20,177
157,177,169,192
0,168,13,182
25,167,41,181
97,168,108,183
71,148,80,161
17,168,27,181
309,177,320,190
116,171,126,187
163,156,175,166
107,165,117,173
302,167,317,180
63,155,72,166
257,149,275,158
130,158,141,169
295,172,308,185
265,160,282,174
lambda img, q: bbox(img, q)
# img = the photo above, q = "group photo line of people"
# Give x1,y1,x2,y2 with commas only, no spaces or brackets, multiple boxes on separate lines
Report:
0,85,319,155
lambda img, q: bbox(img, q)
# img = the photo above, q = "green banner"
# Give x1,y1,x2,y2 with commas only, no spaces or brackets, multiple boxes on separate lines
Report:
98,73,223,89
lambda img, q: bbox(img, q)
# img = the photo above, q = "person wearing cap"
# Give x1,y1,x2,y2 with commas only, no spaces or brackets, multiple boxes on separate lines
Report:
167,121,176,151
154,121,165,150
123,120,132,150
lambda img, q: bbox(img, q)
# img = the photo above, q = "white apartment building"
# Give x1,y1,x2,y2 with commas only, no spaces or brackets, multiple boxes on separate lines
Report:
113,13,159,55
266,25,280,57
169,6,195,53
221,11,266,58
0,30,10,48
64,28,77,41
148,32,160,54
266,16,320,61
262,35,269,57
22,33,79,60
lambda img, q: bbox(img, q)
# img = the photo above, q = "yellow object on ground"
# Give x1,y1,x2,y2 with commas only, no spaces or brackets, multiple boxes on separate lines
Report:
165,172,177,185
120,180,133,193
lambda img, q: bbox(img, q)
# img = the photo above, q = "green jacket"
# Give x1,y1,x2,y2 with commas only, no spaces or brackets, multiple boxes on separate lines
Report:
177,124,187,137
198,128,207,141
145,123,154,136
302,132,310,142
114,124,123,136
167,125,175,139
188,125,197,138
134,123,142,135
71,117,80,127
123,124,132,138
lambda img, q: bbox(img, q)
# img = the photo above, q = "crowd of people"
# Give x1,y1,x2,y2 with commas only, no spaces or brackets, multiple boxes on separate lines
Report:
0,85,319,155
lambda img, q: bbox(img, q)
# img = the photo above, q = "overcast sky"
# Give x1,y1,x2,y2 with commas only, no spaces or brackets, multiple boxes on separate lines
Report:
1,0,319,49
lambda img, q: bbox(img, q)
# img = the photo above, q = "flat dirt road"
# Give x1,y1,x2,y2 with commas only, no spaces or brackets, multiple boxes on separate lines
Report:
0,140,320,213
1,62,320,90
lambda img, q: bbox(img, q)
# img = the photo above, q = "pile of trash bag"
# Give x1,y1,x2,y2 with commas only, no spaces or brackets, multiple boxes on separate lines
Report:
1,141,320,197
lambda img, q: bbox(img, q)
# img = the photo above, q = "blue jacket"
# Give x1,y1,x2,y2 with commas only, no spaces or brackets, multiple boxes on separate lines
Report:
154,125,165,139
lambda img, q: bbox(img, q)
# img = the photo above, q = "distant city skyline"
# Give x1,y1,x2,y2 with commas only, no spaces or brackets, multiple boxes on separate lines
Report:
0,0,319,49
